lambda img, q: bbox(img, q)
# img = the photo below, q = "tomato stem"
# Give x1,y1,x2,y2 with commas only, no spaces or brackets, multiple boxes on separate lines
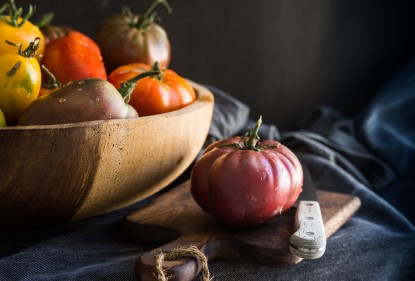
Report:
219,116,263,151
150,61,165,81
36,11,54,28
246,115,262,150
41,65,61,89
5,37,41,58
6,37,41,76
144,0,172,20
123,0,172,30
0,0,35,28
118,70,162,104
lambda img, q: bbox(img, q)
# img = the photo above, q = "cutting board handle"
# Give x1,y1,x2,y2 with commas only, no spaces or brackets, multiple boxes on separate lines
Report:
136,238,207,281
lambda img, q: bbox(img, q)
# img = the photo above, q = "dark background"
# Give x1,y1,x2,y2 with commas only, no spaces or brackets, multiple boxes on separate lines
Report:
28,0,415,130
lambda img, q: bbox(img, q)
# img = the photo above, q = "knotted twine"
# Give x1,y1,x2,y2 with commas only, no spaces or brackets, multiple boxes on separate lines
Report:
155,245,211,281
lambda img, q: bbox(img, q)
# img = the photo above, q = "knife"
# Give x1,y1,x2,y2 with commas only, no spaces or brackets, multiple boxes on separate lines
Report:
289,166,326,259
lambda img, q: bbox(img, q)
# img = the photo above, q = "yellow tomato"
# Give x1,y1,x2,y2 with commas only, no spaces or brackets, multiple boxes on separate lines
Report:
0,42,41,124
0,14,45,60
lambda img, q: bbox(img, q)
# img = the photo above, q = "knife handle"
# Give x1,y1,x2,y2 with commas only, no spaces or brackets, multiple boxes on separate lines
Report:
289,200,326,259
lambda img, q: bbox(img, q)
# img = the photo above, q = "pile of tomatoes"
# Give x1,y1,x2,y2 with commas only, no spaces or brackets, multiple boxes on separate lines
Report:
0,0,195,126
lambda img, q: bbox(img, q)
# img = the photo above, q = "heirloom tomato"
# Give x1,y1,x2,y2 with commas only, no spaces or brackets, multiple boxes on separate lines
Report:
96,0,172,72
19,69,161,126
0,37,41,124
108,62,196,116
0,0,45,60
41,31,107,84
191,117,303,227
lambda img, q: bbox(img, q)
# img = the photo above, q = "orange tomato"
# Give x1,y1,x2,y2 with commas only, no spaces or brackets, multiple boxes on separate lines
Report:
108,63,196,116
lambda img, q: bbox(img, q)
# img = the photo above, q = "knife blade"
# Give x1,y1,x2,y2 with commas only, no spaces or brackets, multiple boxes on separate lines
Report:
289,166,326,259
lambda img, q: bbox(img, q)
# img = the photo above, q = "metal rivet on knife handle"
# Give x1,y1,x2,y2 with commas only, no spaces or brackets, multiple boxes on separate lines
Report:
289,200,326,259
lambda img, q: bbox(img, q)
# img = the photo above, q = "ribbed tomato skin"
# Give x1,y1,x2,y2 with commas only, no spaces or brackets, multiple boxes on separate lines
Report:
191,137,303,227
96,14,171,73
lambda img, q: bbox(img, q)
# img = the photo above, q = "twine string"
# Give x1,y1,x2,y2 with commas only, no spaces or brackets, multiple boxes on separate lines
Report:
155,245,211,281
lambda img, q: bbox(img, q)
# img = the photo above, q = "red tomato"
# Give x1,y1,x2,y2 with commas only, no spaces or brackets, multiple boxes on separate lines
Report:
191,117,303,227
108,63,196,116
41,31,107,84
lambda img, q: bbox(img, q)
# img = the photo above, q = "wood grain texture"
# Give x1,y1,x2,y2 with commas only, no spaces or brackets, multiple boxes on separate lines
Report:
0,82,214,228
122,180,361,281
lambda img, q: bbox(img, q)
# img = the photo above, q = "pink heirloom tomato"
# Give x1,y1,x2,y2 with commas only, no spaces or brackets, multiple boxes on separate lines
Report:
190,117,303,227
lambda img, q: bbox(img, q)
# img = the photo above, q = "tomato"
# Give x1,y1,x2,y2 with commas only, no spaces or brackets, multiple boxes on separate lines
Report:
0,108,6,127
191,117,303,227
42,31,107,84
19,70,162,126
96,0,172,72
0,37,41,124
0,0,45,60
108,62,196,116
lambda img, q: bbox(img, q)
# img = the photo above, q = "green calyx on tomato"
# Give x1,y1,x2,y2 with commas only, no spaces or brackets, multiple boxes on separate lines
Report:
117,69,163,104
123,0,172,30
5,37,41,75
0,0,35,28
5,36,41,59
220,116,273,152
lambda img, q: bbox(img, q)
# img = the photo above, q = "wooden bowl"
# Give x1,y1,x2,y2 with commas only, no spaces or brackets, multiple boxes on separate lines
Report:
0,82,214,228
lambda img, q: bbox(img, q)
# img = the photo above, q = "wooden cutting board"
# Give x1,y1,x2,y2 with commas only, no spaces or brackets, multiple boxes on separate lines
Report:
122,180,361,281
